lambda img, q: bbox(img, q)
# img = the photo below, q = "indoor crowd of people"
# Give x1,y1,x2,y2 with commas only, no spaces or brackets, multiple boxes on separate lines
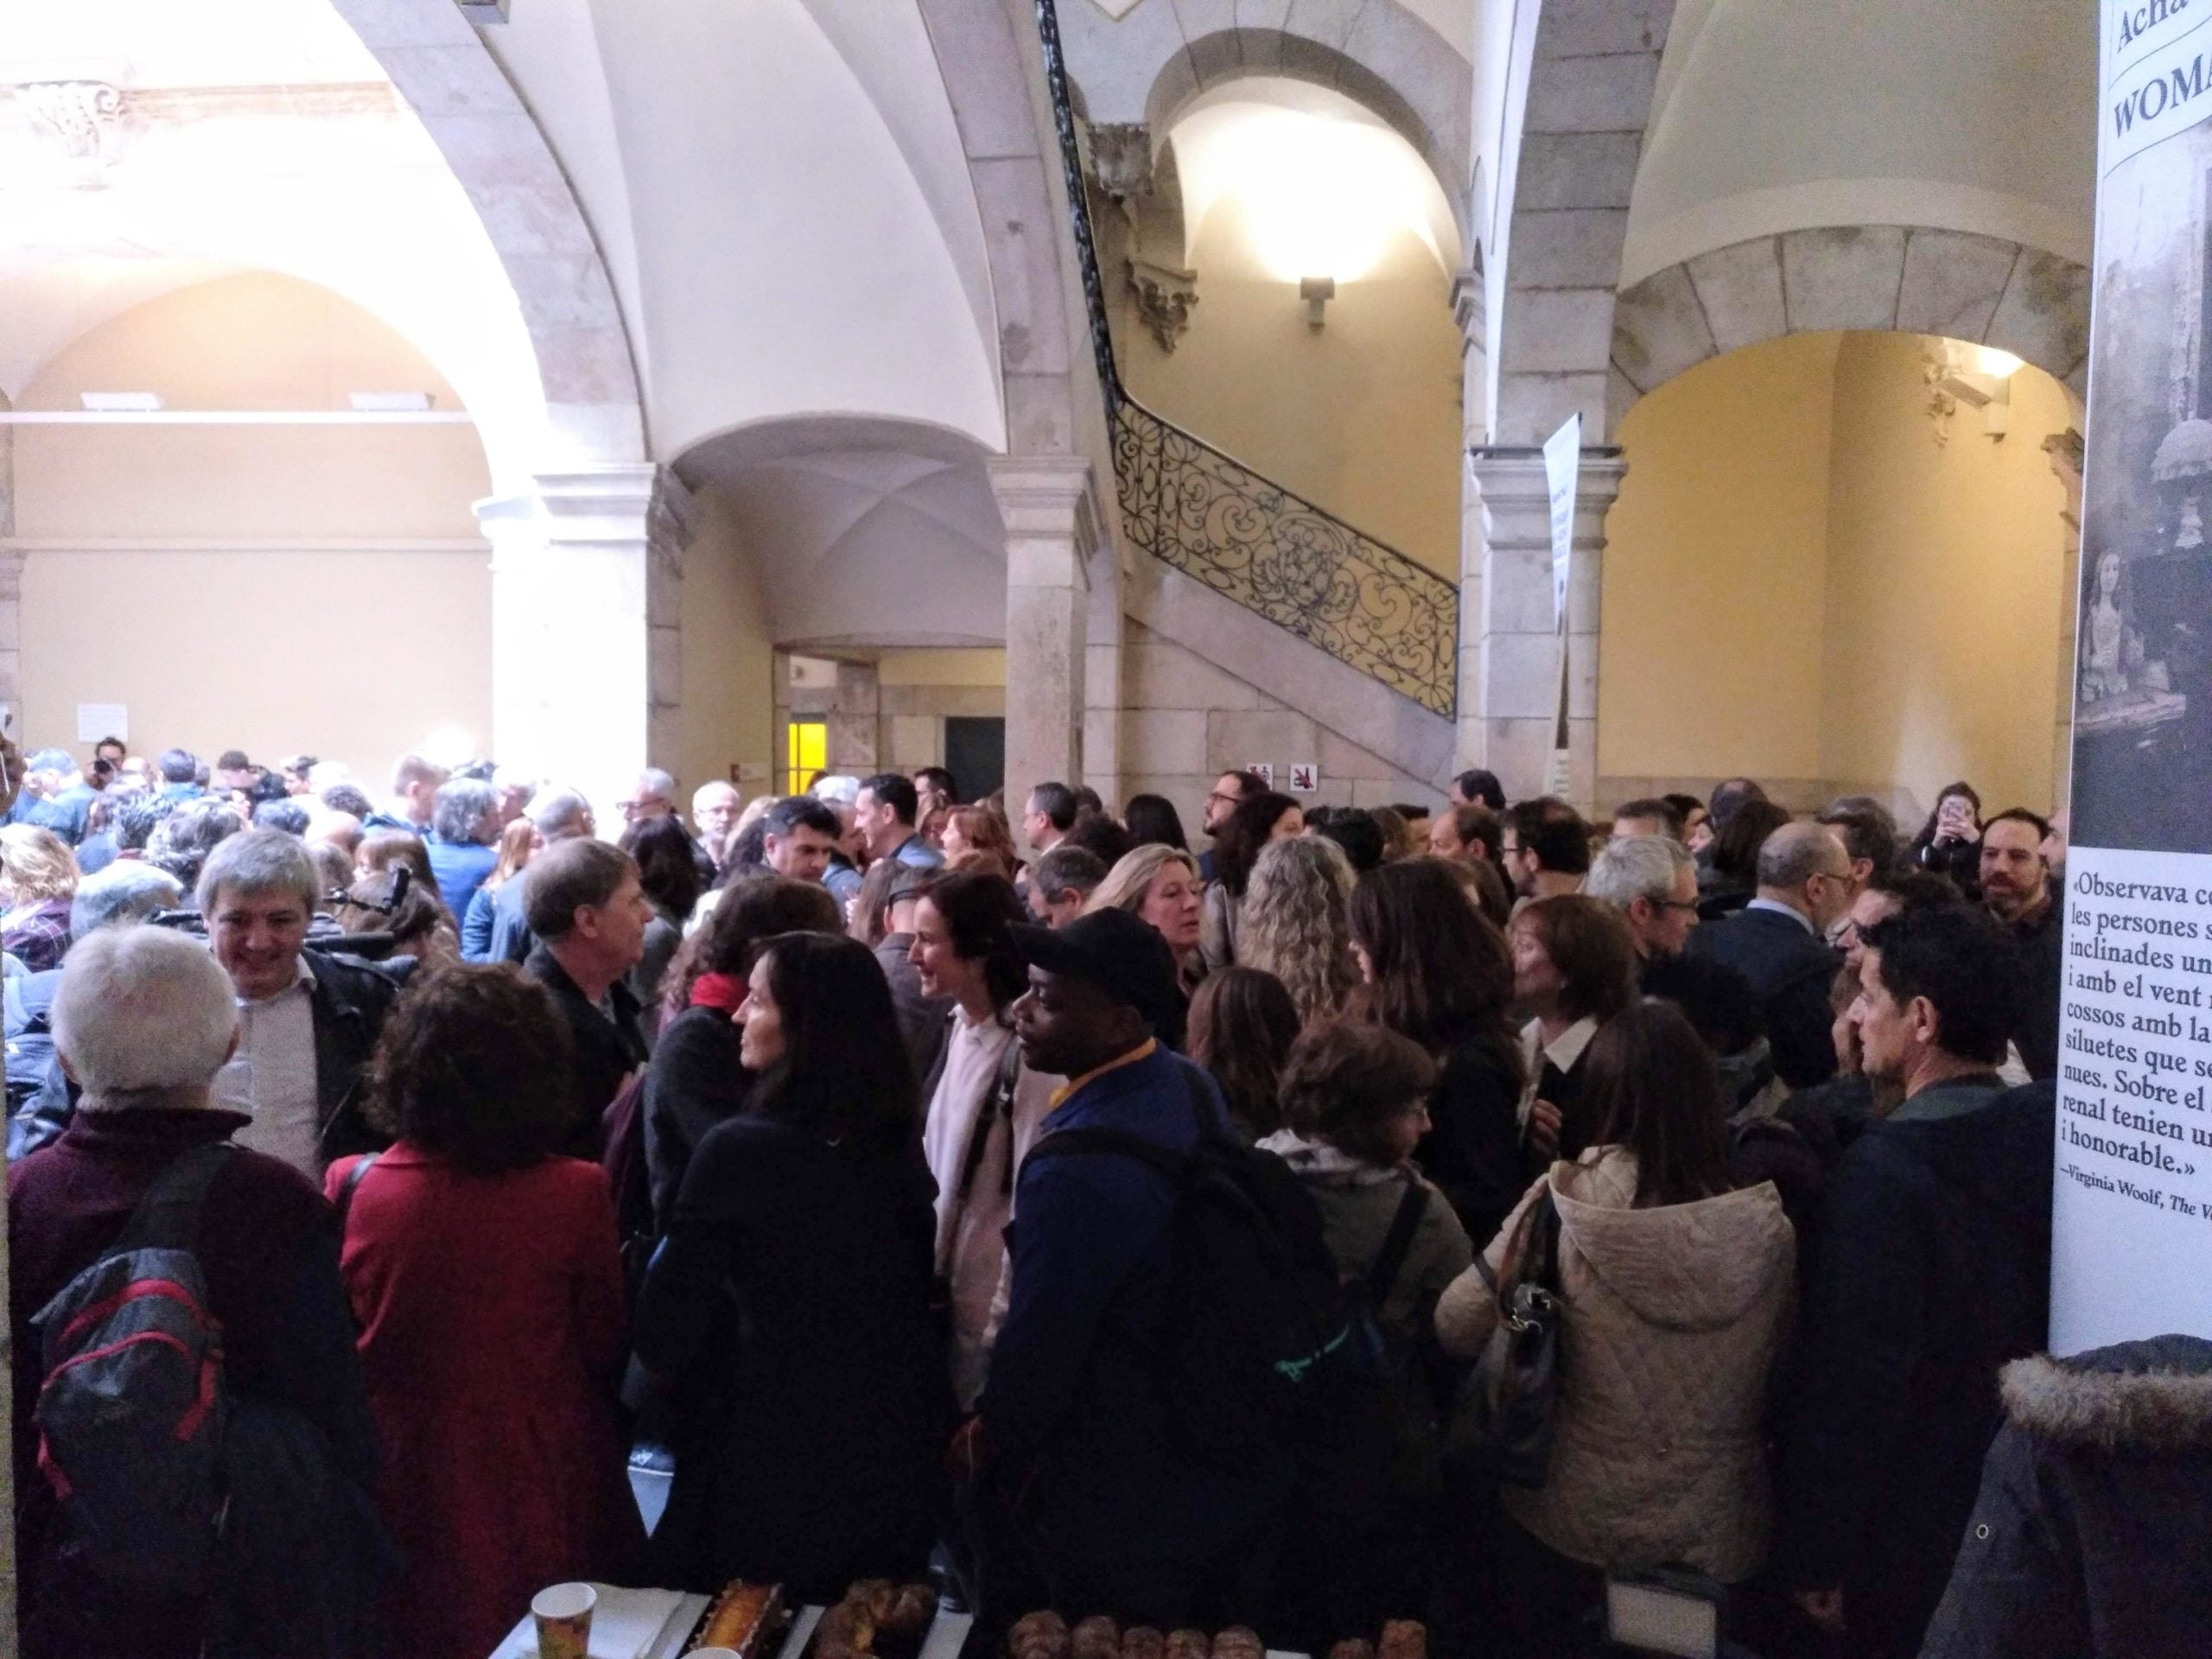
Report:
3,740,2197,1659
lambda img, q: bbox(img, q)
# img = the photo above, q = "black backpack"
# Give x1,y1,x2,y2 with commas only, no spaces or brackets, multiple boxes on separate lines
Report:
1026,1119,1351,1472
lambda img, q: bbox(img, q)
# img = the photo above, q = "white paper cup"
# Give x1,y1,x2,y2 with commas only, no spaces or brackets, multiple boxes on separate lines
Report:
690,1649,743,1658
532,1582,597,1659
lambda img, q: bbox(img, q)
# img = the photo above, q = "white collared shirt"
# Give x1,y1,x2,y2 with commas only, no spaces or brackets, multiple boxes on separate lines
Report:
1517,1014,1599,1128
214,957,321,1177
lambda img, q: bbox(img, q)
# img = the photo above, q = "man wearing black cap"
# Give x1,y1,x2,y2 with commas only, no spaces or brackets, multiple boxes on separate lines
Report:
975,908,1276,1626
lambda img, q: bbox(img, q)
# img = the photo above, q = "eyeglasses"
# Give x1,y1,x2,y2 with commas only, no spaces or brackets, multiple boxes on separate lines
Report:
1650,898,1700,913
1205,790,1241,809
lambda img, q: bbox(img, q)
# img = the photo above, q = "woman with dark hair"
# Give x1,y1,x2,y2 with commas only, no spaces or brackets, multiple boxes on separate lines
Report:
1435,1000,1794,1655
1198,789,1304,974
638,932,950,1599
1700,798,1792,921
641,874,842,1226
1351,858,1529,1248
1186,966,1300,1139
1910,779,1984,896
621,816,704,1045
909,870,1061,1408
327,964,643,1659
1122,791,1190,853
1510,894,1639,1165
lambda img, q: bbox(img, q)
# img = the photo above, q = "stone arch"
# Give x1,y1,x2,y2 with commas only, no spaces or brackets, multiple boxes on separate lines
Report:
1143,22,1472,245
1488,0,1675,446
327,0,645,471
1610,227,2091,433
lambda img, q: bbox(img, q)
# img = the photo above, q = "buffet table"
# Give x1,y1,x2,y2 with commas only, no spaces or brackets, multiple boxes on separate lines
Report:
490,1589,976,1659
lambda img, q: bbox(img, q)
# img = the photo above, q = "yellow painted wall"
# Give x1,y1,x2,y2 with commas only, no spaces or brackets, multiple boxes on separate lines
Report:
1602,329,2077,816
1600,332,1840,781
678,488,777,797
12,272,494,769
876,648,1006,686
1820,331,2072,815
1113,198,1462,580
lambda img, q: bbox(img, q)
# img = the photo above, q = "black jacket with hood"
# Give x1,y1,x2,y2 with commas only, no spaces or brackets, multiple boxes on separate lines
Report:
1921,1334,2212,1659
1776,1077,2055,1659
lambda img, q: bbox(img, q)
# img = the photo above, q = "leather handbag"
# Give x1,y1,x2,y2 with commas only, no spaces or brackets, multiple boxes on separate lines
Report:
1447,1186,1565,1488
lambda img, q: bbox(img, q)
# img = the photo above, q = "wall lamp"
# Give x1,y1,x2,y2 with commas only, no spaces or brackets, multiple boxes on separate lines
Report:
1300,276,1335,329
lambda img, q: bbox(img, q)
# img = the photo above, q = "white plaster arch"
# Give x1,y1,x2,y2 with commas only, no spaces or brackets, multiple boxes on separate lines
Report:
1610,227,2091,433
676,414,1011,649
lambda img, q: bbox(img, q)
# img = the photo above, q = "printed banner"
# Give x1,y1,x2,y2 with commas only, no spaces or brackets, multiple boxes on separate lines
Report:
2052,0,2212,1350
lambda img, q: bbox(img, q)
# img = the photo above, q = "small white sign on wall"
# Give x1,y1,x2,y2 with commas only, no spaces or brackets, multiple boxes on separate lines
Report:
76,703,127,744
1287,763,1319,793
1247,763,1274,789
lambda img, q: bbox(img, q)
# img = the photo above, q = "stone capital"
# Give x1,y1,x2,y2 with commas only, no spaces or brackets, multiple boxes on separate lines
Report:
989,455,1104,589
1468,447,1628,549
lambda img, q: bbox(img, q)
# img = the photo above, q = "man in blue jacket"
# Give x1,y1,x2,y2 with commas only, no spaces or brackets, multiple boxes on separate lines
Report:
979,908,1279,1627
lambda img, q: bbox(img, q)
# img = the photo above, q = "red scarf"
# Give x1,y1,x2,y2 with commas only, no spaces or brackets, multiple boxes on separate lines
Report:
690,971,747,1014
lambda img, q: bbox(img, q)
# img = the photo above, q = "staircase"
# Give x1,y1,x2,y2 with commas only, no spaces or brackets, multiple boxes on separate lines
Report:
1034,0,1459,793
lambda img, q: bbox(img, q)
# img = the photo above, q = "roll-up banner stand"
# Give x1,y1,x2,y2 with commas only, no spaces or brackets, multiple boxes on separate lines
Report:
2052,0,2212,1351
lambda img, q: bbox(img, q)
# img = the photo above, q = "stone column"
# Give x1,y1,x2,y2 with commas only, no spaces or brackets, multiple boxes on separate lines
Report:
1461,448,1627,810
991,457,1103,806
475,463,696,825
1083,534,1127,810
2047,429,2086,809
827,661,882,777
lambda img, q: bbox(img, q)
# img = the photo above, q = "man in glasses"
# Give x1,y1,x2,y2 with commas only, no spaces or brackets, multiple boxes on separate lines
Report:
1689,819,1855,1087
1585,832,1702,973
1195,769,1263,884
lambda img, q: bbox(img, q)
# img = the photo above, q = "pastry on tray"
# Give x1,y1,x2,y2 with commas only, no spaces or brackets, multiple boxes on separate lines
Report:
1120,1627,1165,1659
1211,1628,1262,1659
1327,1640,1376,1659
693,1582,788,1659
1009,1610,1070,1659
1378,1620,1427,1659
1071,1615,1120,1659
1163,1630,1208,1659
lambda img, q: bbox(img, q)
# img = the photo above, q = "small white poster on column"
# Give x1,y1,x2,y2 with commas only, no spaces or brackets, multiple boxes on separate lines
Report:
1541,414,1580,627
2048,0,2212,1351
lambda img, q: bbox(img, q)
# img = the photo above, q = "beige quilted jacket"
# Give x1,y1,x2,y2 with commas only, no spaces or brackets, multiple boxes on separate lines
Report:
1435,1147,1796,1582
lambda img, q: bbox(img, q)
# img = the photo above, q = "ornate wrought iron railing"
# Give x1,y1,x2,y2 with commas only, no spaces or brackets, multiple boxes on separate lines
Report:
1034,0,1459,719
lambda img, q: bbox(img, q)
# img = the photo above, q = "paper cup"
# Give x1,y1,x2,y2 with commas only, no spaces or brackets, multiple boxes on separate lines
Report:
531,1582,597,1659
689,1649,743,1658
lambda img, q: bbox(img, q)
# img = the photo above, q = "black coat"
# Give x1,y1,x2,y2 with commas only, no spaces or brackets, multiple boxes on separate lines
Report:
1414,1027,1526,1253
1777,1077,2054,1659
525,945,648,1157
635,1114,949,1599
2009,899,2063,1081
1922,1335,2212,1659
1688,905,1841,1088
642,1003,749,1229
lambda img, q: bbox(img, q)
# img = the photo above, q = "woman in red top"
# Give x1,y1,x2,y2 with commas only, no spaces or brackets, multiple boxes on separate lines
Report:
327,963,644,1659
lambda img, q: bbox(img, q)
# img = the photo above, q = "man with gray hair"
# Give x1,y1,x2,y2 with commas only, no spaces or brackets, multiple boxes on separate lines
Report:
200,829,411,1174
616,766,678,824
1030,844,1108,927
6,862,188,1157
1586,833,1702,964
10,925,384,1655
1690,818,1853,1088
426,775,500,916
479,784,596,963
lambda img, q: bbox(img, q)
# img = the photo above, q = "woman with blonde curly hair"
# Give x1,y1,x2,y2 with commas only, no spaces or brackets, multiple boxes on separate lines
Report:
1239,834,1358,1026
1087,841,1204,981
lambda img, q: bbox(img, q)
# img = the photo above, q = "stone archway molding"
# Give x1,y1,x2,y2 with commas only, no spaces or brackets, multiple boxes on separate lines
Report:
1610,226,2091,430
1144,22,1472,246
329,0,646,470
